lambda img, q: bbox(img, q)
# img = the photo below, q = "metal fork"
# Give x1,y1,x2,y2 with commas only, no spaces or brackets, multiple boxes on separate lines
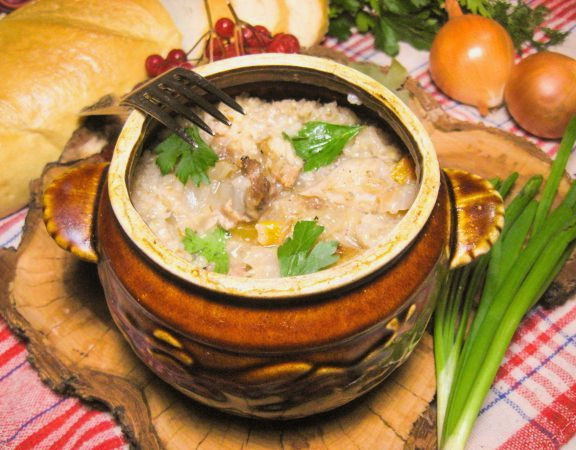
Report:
122,67,244,147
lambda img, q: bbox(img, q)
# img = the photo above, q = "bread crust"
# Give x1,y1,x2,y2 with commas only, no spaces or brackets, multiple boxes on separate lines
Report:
0,0,181,217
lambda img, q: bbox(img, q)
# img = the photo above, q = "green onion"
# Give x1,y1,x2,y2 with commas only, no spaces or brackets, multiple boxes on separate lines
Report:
436,116,576,449
434,265,475,439
444,224,576,449
446,177,538,402
533,117,576,232
497,172,519,198
435,178,513,443
444,205,576,439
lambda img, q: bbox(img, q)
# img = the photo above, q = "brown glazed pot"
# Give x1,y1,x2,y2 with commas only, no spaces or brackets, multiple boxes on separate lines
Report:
43,55,503,420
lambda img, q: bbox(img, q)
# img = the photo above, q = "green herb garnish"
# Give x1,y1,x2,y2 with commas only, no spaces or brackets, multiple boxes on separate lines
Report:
435,116,576,449
284,122,363,171
459,0,491,16
328,0,446,56
155,126,218,186
277,220,340,277
489,0,569,52
182,227,230,274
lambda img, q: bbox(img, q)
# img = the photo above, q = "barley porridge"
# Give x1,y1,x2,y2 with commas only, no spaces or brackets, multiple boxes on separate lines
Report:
130,96,418,278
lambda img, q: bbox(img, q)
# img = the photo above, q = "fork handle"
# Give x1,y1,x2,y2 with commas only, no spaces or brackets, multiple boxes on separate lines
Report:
43,155,109,263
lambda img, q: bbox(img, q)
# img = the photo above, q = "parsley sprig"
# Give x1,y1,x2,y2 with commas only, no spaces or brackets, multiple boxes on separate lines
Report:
182,227,230,274
329,0,446,56
284,122,363,172
155,126,218,186
489,0,569,52
277,221,340,277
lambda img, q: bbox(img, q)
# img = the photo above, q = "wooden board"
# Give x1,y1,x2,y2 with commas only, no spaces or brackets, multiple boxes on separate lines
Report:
1,55,575,449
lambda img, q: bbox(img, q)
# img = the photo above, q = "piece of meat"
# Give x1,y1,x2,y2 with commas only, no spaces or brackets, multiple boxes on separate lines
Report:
300,158,411,214
305,196,324,210
216,176,252,229
241,156,271,220
259,136,303,188
221,199,251,228
227,239,280,278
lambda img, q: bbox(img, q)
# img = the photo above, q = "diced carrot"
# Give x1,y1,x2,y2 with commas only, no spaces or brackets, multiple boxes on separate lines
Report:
256,221,286,246
231,223,258,243
391,156,416,185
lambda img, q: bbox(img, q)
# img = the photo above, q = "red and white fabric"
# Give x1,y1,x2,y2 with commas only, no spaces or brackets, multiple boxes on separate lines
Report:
1,0,575,448
0,318,127,449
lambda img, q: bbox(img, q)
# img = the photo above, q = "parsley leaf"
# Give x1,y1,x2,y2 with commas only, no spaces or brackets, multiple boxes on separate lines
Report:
328,15,354,41
460,0,492,17
339,0,362,13
182,227,230,274
155,126,218,186
277,221,340,277
284,122,363,171
374,16,400,56
356,11,376,32
328,0,445,56
489,0,568,52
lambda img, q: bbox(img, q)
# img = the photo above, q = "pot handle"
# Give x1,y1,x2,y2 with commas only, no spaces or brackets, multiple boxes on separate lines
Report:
43,155,109,263
443,169,504,269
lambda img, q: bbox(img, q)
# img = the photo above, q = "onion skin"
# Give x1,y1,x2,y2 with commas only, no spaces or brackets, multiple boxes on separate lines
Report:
504,52,576,139
429,15,515,115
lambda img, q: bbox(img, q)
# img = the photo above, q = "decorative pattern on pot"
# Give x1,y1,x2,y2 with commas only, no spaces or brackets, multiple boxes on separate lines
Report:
101,249,440,419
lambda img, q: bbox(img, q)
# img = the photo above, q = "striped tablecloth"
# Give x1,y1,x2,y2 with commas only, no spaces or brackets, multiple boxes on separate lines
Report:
1,0,576,448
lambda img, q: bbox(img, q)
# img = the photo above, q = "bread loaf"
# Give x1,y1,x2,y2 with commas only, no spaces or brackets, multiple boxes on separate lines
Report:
0,0,181,217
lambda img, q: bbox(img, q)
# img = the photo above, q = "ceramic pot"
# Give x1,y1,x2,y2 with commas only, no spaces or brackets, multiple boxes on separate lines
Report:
43,55,503,419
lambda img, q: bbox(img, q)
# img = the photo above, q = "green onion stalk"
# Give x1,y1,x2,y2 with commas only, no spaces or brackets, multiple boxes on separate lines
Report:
435,116,576,449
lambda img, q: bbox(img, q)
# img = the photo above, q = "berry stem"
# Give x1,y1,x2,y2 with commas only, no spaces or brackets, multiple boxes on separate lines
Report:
186,30,211,57
204,0,214,28
227,1,242,23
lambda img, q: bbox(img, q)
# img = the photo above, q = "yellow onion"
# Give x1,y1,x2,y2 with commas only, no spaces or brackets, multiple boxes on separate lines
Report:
429,0,515,115
505,51,576,139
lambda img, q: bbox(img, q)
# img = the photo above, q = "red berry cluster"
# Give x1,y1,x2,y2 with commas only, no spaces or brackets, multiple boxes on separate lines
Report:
145,49,194,78
144,18,301,78
207,17,300,61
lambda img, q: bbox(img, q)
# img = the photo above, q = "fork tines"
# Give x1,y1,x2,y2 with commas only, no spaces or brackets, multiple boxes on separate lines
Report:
122,67,244,147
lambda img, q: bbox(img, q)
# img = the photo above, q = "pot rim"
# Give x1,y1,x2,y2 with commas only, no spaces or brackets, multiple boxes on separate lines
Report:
108,54,440,299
